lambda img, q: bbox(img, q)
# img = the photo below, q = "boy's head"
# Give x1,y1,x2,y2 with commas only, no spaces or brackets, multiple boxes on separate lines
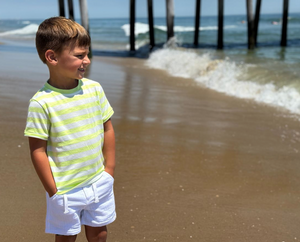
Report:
36,16,91,64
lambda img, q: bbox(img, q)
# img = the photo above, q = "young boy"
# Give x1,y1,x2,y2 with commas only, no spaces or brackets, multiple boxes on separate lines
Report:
24,16,116,242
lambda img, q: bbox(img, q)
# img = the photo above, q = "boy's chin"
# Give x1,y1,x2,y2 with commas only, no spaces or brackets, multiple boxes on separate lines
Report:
77,74,85,79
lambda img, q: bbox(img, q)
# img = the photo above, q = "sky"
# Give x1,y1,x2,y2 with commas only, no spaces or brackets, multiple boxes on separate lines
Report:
1,0,300,19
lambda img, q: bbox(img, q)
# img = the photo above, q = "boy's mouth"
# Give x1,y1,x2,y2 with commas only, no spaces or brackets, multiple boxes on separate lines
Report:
78,68,85,72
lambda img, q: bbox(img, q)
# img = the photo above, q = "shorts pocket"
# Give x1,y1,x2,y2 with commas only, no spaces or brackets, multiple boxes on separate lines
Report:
103,171,114,181
94,171,114,194
47,193,64,210
49,193,59,200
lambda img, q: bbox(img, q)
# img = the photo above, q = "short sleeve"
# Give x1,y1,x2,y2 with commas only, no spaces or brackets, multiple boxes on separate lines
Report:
97,85,114,123
24,100,50,140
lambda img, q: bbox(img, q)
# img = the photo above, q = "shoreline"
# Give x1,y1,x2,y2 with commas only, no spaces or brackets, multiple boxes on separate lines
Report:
1,50,300,241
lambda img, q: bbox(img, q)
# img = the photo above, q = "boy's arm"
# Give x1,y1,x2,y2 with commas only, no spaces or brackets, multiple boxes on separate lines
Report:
103,119,116,177
28,137,57,197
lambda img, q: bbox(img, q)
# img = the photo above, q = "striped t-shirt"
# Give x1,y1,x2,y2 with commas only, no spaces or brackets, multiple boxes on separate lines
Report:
24,78,114,195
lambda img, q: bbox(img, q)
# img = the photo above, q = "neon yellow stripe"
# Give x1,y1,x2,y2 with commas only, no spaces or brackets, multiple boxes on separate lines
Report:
25,127,48,135
52,161,100,177
48,136,102,157
100,99,109,109
50,128,103,147
52,109,102,128
103,109,114,122
27,117,49,126
34,92,61,102
24,132,48,140
55,166,104,189
28,106,45,113
49,148,102,167
50,119,103,138
82,82,99,91
49,100,99,119
40,90,98,109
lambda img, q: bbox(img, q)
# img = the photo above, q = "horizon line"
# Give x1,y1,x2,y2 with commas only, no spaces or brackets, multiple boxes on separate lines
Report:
0,12,299,20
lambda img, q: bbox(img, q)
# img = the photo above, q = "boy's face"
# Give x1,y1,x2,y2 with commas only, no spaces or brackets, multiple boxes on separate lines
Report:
55,45,90,82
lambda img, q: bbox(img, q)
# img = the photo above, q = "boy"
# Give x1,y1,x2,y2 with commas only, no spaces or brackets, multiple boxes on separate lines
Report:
24,17,116,242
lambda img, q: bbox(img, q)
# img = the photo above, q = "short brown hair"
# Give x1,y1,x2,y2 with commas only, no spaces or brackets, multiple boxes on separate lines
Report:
36,16,91,63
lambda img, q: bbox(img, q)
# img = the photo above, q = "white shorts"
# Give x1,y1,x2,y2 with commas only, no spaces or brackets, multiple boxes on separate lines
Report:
45,171,116,235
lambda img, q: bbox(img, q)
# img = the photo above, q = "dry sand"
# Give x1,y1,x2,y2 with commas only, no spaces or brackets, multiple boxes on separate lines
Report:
1,50,300,242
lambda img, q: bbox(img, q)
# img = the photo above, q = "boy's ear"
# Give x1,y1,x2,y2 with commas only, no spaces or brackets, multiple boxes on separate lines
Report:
45,50,57,65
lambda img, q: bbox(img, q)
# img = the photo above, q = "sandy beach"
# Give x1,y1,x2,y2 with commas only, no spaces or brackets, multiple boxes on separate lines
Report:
1,49,300,242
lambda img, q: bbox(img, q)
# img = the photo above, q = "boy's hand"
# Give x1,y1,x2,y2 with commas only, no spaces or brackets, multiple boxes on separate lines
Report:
48,189,58,198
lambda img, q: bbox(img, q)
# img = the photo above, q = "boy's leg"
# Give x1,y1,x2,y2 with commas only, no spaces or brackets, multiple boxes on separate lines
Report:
85,225,107,242
55,234,77,242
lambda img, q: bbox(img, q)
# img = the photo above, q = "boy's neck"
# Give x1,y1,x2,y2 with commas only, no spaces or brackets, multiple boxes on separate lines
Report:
48,78,79,90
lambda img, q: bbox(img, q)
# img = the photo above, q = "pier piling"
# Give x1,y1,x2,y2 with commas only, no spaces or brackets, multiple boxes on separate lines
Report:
79,0,90,34
58,0,65,17
246,0,255,49
130,0,136,51
68,0,75,21
254,0,261,46
79,0,92,57
281,0,289,46
166,0,174,41
217,0,224,49
194,0,201,46
147,0,155,49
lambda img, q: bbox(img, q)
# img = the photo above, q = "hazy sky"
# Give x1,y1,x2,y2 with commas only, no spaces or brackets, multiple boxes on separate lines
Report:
1,0,299,19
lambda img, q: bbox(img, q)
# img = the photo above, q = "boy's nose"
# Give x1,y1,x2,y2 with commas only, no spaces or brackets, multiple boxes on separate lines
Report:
83,56,91,65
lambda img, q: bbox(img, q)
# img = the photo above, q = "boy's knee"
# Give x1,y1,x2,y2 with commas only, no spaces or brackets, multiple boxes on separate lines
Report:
85,226,107,242
55,234,77,242
87,231,107,242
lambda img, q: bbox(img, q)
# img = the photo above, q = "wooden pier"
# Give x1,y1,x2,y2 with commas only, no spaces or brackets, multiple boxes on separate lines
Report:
59,0,291,53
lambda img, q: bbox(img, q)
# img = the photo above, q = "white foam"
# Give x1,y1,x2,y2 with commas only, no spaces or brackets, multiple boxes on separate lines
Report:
125,38,150,50
200,25,236,31
121,22,237,36
146,48,300,115
0,24,38,36
122,23,149,36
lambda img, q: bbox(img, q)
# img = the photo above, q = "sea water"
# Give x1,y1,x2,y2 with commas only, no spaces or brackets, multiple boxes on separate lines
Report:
1,14,300,118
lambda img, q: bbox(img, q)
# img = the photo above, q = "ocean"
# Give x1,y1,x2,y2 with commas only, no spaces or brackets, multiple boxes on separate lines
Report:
1,14,300,118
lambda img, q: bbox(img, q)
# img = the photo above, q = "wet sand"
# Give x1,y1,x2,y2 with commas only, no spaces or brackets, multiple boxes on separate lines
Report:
1,50,300,242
